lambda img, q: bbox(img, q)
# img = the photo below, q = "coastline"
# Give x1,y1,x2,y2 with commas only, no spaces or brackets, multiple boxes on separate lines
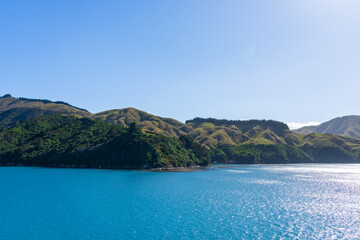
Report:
140,166,208,172
0,164,209,172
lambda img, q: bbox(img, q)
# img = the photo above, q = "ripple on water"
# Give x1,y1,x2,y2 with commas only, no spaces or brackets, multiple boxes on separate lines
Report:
0,165,359,239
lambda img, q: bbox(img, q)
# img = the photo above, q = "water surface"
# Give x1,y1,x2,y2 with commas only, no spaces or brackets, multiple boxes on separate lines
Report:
0,164,360,239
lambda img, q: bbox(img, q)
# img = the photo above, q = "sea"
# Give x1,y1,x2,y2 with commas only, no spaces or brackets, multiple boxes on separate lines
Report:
0,164,359,239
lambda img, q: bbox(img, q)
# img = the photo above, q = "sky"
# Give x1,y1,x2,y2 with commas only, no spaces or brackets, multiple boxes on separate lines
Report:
1,0,360,128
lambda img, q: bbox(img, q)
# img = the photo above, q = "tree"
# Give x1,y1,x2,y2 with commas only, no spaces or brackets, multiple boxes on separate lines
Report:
128,122,141,134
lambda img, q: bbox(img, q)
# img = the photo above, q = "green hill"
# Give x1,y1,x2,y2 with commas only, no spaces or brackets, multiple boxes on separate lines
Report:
294,115,360,139
0,96,187,138
186,117,289,133
184,123,249,149
0,94,92,128
0,115,210,169
94,108,186,137
184,118,360,164
1,94,360,165
183,119,288,148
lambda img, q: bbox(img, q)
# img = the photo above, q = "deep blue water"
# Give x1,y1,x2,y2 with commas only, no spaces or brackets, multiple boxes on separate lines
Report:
0,164,360,239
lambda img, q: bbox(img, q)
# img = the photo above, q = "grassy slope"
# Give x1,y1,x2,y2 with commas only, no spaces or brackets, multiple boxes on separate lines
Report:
184,119,360,163
94,108,186,137
0,96,92,128
186,119,360,161
215,130,360,163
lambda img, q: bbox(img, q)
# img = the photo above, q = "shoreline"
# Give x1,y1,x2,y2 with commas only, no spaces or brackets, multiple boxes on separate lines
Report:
140,166,208,172
1,162,359,172
0,164,209,172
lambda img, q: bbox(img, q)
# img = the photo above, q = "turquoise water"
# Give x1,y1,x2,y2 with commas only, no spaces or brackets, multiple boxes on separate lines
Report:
0,164,360,239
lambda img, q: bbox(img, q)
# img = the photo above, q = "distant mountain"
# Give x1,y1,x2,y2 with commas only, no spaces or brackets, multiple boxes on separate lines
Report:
294,115,360,140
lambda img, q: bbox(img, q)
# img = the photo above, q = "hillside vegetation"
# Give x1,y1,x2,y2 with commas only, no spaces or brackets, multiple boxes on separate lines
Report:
0,94,91,128
0,115,210,169
1,94,360,165
212,132,360,164
185,118,360,164
94,108,186,137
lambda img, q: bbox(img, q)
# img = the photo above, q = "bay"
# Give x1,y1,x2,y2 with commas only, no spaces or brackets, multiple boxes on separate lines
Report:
0,164,360,239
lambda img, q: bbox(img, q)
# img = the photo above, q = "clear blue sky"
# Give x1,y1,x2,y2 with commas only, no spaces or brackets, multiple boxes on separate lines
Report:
1,0,360,127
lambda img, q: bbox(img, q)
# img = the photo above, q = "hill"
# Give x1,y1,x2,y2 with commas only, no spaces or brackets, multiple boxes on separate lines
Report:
94,108,186,137
185,118,360,164
184,118,289,149
1,94,360,165
186,118,289,133
0,115,210,169
294,115,360,140
0,94,92,128
0,95,188,137
214,132,360,164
